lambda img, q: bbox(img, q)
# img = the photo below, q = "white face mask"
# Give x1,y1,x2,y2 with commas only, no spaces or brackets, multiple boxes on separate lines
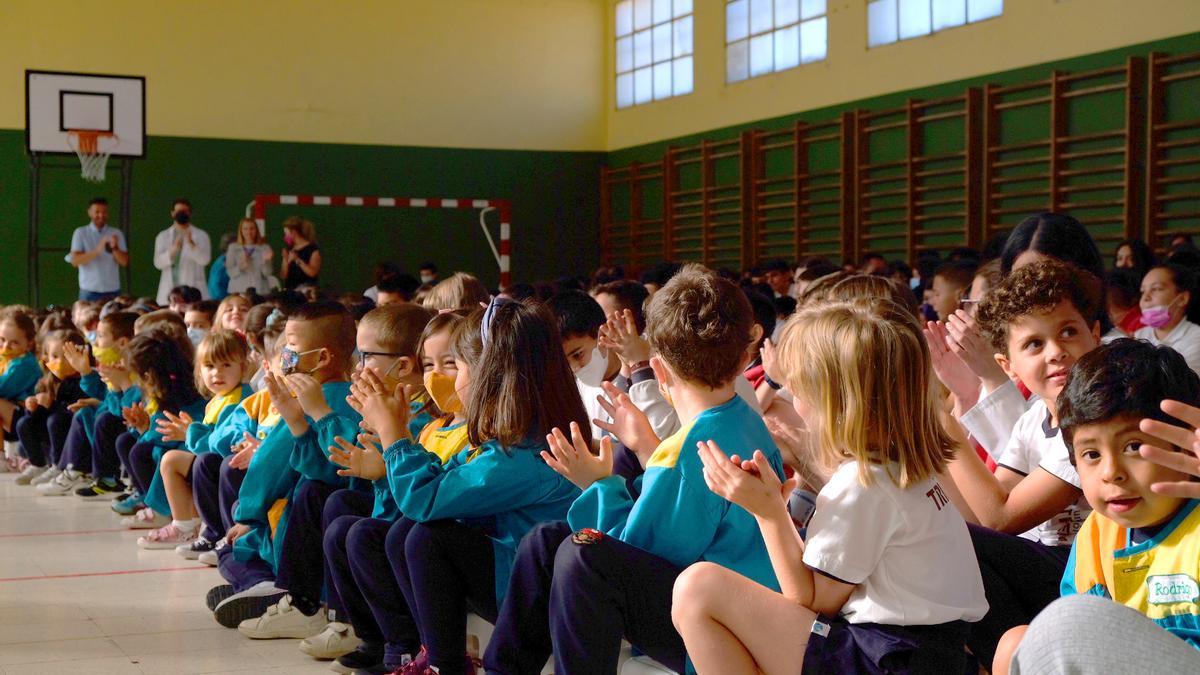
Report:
187,327,208,347
575,345,609,388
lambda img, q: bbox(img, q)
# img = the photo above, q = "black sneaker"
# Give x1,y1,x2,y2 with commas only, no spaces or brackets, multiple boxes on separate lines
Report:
206,583,236,611
331,643,386,674
212,581,287,628
75,478,128,501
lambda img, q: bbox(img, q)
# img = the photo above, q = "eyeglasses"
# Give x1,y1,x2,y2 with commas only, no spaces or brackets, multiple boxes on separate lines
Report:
357,350,403,369
959,297,981,314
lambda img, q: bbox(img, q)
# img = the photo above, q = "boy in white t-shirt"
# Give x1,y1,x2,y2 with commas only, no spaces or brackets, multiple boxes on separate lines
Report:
944,259,1102,667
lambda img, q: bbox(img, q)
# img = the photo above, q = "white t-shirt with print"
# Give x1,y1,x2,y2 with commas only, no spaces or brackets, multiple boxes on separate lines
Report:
802,461,989,625
995,399,1091,547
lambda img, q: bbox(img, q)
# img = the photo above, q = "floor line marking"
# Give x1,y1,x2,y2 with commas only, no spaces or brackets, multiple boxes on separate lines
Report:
0,527,130,539
0,566,214,583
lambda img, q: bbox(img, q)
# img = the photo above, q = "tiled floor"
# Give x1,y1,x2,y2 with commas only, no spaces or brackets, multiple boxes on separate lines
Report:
0,472,331,674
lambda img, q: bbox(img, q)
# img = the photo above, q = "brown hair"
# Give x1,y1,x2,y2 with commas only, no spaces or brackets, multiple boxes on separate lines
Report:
450,308,485,368
194,330,251,397
466,301,589,449
778,298,955,487
421,273,490,312
36,329,87,401
133,310,194,363
976,259,1103,354
822,274,919,317
644,264,754,389
282,215,317,243
416,312,467,421
100,311,139,340
236,217,264,246
797,270,857,307
360,304,436,359
0,307,38,343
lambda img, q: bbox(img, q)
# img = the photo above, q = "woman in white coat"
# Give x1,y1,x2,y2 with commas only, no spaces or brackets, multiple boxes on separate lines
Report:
153,199,212,305
225,217,275,295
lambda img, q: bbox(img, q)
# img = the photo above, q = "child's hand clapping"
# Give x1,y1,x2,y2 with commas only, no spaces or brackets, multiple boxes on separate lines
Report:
286,373,332,420
122,402,151,434
156,410,194,443
1139,400,1200,499
61,341,93,377
923,321,981,410
697,440,796,520
760,338,785,389
542,422,613,490
228,431,260,470
350,368,411,448
24,395,39,413
593,382,660,467
96,362,132,390
944,310,1008,391
329,433,386,481
598,309,651,368
67,397,101,412
262,366,305,430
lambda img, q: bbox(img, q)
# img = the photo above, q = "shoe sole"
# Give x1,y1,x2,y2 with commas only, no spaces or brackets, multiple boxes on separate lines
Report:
176,549,203,560
299,640,360,660
79,493,121,501
213,590,287,629
138,541,194,550
206,584,236,611
198,556,219,567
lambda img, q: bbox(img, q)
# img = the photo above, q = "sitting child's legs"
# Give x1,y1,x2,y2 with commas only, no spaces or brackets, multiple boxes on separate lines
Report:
45,407,74,469
56,411,93,473
192,452,226,543
91,411,126,482
125,442,158,498
160,449,198,523
272,480,342,614
16,407,50,467
346,516,419,667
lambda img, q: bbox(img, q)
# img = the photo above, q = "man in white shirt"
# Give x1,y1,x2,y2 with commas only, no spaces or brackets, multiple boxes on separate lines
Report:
67,197,128,301
153,198,211,305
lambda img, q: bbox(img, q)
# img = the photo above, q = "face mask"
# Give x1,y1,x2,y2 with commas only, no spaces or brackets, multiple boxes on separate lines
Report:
909,277,921,291
575,346,609,388
86,331,97,344
279,346,324,375
173,211,191,225
0,347,21,360
284,233,295,247
46,358,76,380
424,371,462,414
1142,304,1175,329
93,345,122,367
420,274,435,284
187,327,208,347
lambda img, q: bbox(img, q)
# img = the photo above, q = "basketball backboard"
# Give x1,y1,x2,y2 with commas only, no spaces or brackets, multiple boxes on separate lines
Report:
25,70,145,157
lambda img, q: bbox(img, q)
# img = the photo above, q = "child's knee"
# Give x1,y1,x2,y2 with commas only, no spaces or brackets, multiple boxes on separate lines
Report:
671,562,723,626
992,624,1028,675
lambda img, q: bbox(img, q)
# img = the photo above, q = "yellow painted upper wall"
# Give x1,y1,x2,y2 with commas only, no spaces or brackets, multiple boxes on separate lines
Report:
0,0,607,151
606,0,1200,150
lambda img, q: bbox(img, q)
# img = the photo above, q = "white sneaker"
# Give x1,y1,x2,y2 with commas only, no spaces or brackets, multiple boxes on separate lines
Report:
198,549,219,566
137,523,199,550
37,469,88,496
14,464,48,486
238,595,328,640
120,507,170,530
31,466,62,486
299,621,361,659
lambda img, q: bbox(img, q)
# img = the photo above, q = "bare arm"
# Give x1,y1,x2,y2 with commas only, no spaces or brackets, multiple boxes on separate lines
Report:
295,249,322,277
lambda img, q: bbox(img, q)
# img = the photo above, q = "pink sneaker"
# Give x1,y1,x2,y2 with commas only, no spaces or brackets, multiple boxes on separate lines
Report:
121,507,170,530
137,522,199,549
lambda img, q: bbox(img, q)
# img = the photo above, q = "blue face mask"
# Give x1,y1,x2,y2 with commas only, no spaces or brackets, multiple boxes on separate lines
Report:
279,346,324,375
187,327,207,347
909,277,921,290
85,331,98,345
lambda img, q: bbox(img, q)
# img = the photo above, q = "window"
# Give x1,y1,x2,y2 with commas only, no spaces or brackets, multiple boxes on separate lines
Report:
616,0,694,109
868,0,1002,48
726,0,828,84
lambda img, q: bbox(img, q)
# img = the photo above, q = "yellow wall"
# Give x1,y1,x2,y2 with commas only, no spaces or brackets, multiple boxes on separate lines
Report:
0,0,607,151
606,0,1200,150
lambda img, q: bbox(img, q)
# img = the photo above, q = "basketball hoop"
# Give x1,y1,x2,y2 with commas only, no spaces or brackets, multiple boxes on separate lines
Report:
66,130,119,182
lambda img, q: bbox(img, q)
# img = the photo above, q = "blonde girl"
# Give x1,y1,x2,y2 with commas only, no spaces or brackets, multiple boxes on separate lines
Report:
226,218,275,294
215,294,252,333
672,298,988,674
139,331,254,550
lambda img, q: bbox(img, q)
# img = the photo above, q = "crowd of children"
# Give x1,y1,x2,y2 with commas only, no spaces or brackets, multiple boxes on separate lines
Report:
5,209,1200,674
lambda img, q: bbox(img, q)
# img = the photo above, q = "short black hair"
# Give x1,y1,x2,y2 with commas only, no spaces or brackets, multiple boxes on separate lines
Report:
934,260,979,290
1060,338,1200,463
88,197,108,207
1105,268,1142,311
377,273,421,300
761,259,791,274
419,262,438,273
591,280,650,333
505,282,536,303
640,262,682,288
547,290,606,340
168,285,202,304
744,290,776,350
172,198,192,210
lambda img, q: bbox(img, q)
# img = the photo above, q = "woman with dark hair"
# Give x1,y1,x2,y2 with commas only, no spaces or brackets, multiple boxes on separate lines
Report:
999,212,1106,278
1113,238,1157,279
1135,264,1200,375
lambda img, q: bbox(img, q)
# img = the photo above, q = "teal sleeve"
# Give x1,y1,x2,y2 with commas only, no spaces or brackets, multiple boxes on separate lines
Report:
102,390,122,416
234,426,301,526
383,440,575,522
207,405,255,458
568,465,723,568
289,387,362,484
1059,541,1079,596
185,422,215,455
0,355,41,400
80,372,107,400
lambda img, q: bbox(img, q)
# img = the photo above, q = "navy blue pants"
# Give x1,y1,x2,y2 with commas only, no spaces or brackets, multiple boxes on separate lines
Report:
966,524,1071,669
396,520,498,675
217,540,276,593
549,534,686,675
114,431,138,488
192,452,242,543
56,412,93,473
336,515,419,666
274,480,347,612
16,406,71,468
484,521,572,675
122,441,158,496
91,411,127,481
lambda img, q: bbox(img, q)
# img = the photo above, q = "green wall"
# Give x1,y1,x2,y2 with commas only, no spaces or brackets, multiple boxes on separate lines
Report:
0,132,603,305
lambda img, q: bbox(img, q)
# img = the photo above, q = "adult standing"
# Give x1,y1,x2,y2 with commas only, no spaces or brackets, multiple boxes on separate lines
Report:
153,198,212,305
226,218,274,294
280,216,321,289
66,197,128,301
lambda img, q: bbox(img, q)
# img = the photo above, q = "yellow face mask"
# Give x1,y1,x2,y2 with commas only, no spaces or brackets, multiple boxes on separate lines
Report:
0,347,23,360
45,359,76,380
92,345,123,367
423,371,462,414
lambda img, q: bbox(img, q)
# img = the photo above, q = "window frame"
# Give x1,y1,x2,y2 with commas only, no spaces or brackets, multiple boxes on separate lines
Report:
615,0,695,110
867,0,1004,49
